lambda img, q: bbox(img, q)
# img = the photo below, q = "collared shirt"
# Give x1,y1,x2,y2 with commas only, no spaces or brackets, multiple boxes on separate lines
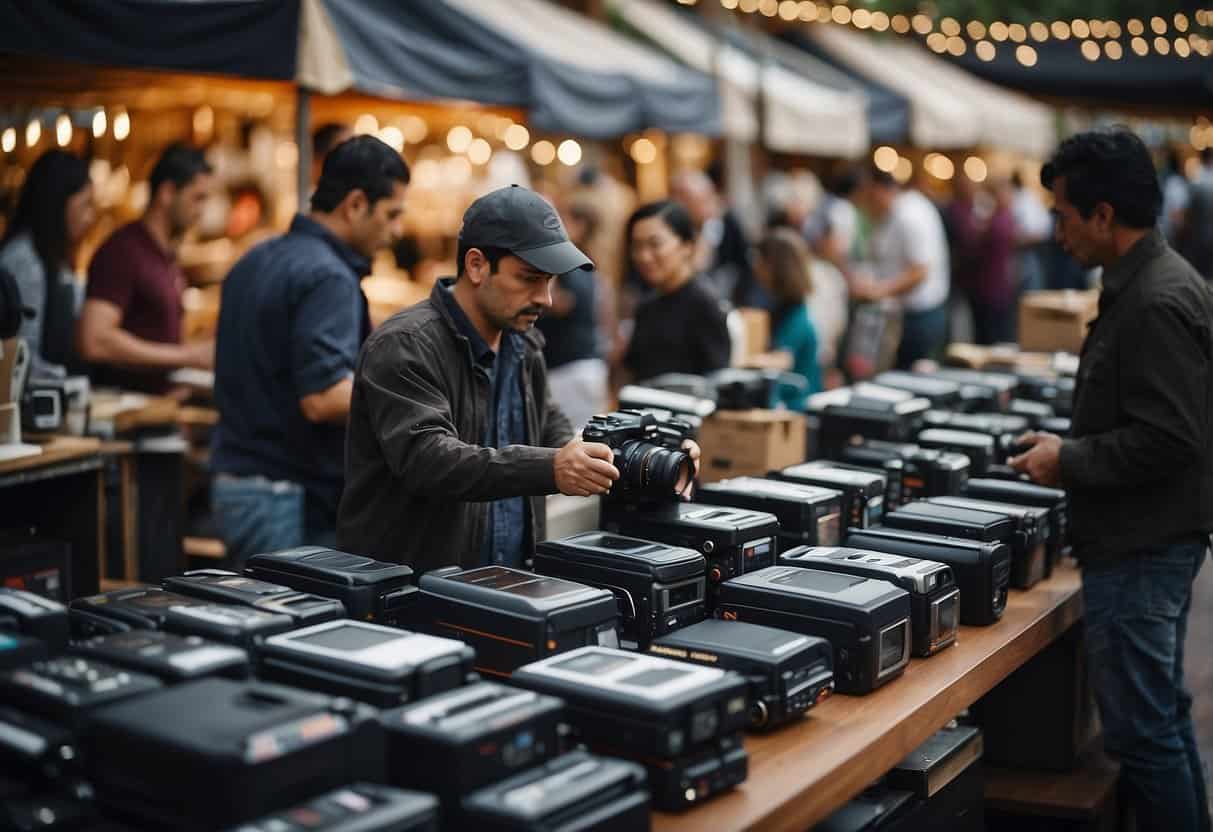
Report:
212,214,371,513
439,285,528,567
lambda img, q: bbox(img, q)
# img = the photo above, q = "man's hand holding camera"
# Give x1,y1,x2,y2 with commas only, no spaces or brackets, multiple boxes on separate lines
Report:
554,436,702,498
1008,431,1063,487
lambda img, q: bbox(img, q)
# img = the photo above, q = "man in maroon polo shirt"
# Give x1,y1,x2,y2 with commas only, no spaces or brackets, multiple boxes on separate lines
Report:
78,144,215,395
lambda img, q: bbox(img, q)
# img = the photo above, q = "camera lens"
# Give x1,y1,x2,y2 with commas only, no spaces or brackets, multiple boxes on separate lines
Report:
616,439,692,499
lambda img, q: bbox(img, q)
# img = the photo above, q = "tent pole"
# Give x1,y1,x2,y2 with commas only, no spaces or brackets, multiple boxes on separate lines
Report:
296,86,311,211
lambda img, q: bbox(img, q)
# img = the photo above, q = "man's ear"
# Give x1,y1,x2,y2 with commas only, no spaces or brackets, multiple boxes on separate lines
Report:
463,247,489,286
1094,201,1116,231
339,188,369,224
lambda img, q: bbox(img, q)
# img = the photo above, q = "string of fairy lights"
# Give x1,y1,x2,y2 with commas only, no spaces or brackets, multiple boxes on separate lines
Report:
679,0,1213,64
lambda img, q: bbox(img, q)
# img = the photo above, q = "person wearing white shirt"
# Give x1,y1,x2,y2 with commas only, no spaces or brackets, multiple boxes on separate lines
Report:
851,168,951,369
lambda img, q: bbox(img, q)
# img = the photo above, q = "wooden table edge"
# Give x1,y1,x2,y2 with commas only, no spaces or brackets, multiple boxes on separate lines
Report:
652,566,1084,832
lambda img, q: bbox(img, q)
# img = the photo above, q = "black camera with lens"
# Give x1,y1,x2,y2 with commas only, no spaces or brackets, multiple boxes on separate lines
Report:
583,410,695,503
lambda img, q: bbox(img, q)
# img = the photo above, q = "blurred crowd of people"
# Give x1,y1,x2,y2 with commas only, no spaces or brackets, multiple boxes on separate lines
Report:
4,128,1211,560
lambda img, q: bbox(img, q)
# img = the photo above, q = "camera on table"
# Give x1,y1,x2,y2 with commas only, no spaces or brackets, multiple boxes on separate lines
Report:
583,410,694,503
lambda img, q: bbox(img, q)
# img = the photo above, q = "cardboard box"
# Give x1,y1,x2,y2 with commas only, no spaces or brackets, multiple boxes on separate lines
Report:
697,409,806,484
736,307,771,365
1018,291,1098,354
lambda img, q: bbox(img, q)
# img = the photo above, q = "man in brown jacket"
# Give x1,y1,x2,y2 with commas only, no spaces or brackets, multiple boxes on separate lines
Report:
339,186,642,572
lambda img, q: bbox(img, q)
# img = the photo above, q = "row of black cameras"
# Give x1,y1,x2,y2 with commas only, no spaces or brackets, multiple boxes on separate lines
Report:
0,364,1072,830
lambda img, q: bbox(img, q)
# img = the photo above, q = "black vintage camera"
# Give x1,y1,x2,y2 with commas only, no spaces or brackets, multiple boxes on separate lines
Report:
583,410,695,502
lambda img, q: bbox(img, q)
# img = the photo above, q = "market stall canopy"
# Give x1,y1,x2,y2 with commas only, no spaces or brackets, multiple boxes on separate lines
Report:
0,0,300,80
779,31,910,146
321,0,720,138
939,40,1213,111
608,0,869,158
0,0,720,138
806,26,1057,158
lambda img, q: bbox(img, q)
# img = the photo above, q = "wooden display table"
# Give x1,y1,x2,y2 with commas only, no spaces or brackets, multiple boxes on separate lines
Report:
0,436,105,598
654,564,1084,832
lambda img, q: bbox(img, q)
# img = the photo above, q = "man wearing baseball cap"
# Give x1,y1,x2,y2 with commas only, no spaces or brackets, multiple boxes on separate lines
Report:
338,185,696,571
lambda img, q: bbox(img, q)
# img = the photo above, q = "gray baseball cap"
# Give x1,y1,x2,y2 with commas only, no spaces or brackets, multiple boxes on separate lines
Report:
458,185,593,275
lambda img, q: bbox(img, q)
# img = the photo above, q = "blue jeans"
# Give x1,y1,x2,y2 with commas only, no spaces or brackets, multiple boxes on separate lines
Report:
211,474,336,568
896,304,948,369
1082,539,1211,832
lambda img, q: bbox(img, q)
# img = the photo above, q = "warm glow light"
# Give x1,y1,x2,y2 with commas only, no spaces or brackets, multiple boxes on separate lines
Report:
531,140,556,166
1,128,15,153
1131,36,1149,56
1089,20,1108,38
851,8,872,28
832,5,851,25
630,137,658,165
989,21,1009,41
738,0,758,13
967,20,986,40
1081,40,1100,61
893,157,913,184
940,17,960,37
1030,22,1049,42
926,32,948,52
401,116,428,145
1008,23,1027,42
1176,37,1192,57
870,11,889,31
1106,21,1122,38
1155,36,1171,55
758,0,778,17
946,36,967,56
892,14,910,33
799,1,818,21
964,156,988,182
1015,44,1037,66
1051,20,1071,39
557,139,582,166
1071,19,1090,38
1175,13,1189,32
55,114,72,147
924,153,955,180
912,14,932,34
25,119,41,147
976,40,996,61
446,125,473,154
377,126,404,152
92,110,107,139
873,146,899,172
467,137,492,166
1105,40,1123,60
720,0,739,9
354,114,379,135
113,111,130,141
1127,19,1144,36
1151,16,1167,35
778,0,799,20
504,124,530,151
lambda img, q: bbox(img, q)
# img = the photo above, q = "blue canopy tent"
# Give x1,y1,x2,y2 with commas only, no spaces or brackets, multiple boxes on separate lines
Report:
0,0,721,197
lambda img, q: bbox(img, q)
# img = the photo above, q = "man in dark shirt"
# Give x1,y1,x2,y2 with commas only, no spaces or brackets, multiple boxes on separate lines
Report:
210,136,408,564
339,185,699,572
1010,128,1213,832
78,144,214,394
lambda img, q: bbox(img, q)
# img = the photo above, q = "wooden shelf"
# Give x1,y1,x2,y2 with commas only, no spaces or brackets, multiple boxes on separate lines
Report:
985,747,1119,820
654,564,1084,832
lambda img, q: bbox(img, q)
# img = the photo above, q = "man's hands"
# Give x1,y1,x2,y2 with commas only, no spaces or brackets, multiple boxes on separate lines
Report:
554,438,702,499
680,439,701,499
555,439,620,497
1008,431,1063,487
848,275,888,303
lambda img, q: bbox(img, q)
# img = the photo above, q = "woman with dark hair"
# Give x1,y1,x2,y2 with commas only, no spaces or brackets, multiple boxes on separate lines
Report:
622,200,731,381
754,228,821,406
0,149,95,376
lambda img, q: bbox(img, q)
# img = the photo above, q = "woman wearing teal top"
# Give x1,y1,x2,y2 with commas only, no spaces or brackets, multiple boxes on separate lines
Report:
754,228,822,409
